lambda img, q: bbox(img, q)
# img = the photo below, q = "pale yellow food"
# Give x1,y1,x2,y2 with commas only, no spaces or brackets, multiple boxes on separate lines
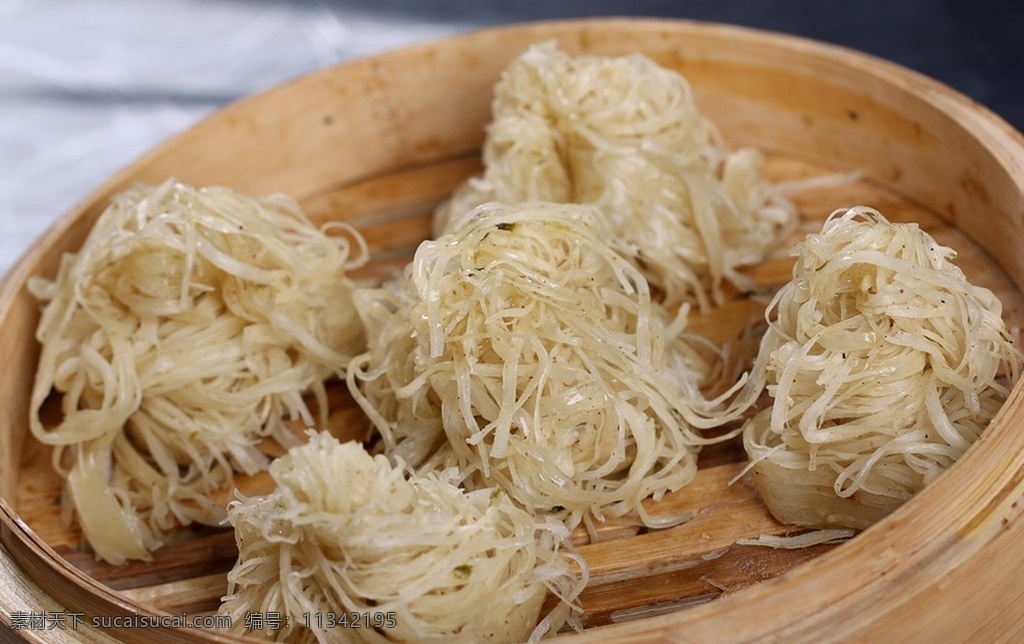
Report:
741,206,1022,530
349,201,738,535
28,179,367,564
218,431,583,643
435,42,795,310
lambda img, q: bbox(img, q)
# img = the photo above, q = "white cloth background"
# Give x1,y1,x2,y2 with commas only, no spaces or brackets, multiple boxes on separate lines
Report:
0,0,464,275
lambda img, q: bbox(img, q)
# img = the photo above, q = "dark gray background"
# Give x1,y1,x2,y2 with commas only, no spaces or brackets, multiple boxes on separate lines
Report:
336,0,1024,130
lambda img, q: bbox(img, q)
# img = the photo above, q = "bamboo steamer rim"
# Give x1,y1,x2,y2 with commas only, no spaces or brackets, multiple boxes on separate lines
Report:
2,16,1024,643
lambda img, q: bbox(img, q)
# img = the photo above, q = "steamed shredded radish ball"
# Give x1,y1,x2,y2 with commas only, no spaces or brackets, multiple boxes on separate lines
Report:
29,179,367,564
218,432,584,643
350,201,741,536
435,41,795,309
742,206,1022,530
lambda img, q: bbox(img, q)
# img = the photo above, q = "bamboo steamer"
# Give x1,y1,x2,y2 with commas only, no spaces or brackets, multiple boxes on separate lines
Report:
3,17,1024,643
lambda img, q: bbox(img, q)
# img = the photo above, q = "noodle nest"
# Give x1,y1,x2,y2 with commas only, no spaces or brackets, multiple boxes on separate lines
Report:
435,41,796,309
29,179,367,563
349,201,733,532
742,206,1022,529
218,431,582,643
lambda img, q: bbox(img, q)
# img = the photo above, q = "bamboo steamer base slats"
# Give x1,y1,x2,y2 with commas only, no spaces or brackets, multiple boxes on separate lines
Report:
8,152,1024,640
5,18,1024,643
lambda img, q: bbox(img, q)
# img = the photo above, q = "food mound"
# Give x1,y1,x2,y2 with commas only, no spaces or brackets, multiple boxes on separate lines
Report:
29,179,367,564
348,201,734,533
742,206,1022,529
218,431,582,643
435,41,795,309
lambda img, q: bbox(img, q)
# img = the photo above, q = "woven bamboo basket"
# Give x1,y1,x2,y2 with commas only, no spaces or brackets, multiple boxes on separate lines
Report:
3,17,1024,643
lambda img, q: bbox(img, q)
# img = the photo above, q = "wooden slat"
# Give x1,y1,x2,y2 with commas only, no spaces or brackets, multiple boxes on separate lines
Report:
4,19,1024,643
10,159,1024,637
